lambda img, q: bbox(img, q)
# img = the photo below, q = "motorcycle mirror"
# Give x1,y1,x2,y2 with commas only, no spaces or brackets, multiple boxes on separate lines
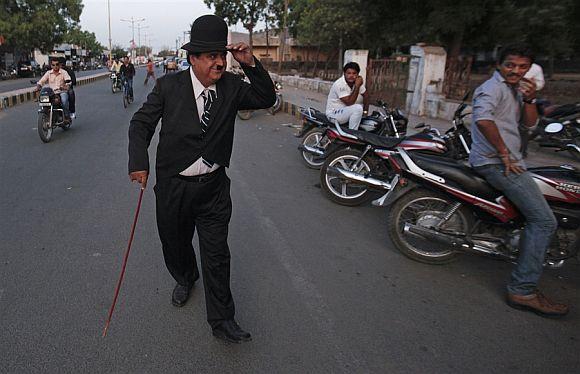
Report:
545,122,564,134
30,80,37,84
414,123,426,129
461,90,470,102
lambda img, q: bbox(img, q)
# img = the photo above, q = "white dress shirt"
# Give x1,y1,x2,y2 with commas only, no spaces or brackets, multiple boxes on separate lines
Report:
179,67,220,176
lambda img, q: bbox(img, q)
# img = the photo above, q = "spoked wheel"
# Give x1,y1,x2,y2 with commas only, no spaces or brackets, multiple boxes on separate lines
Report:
237,110,252,120
387,189,473,264
123,90,128,108
300,128,330,169
37,112,52,143
268,95,282,114
320,148,374,206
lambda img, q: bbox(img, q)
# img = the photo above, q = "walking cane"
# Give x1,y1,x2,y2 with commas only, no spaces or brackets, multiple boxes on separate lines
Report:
102,186,145,337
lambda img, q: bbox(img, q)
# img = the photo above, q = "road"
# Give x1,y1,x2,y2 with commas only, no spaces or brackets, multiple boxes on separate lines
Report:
0,69,109,94
0,69,579,373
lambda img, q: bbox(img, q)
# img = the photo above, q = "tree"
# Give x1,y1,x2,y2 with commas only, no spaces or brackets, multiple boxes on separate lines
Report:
157,48,174,58
0,0,83,55
111,45,127,59
204,0,268,49
63,27,104,57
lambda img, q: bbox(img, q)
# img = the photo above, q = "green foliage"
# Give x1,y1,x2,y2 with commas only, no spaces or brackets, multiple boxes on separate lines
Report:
0,0,83,53
111,45,127,60
204,0,269,47
63,27,104,56
285,0,578,59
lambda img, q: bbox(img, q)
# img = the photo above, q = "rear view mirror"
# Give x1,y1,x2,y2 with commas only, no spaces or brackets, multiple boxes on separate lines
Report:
545,122,564,134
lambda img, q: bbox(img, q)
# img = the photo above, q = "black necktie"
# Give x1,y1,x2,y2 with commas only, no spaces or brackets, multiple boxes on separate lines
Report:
200,89,216,134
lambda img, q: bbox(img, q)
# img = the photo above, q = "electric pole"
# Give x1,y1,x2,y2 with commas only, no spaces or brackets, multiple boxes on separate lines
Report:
121,17,145,59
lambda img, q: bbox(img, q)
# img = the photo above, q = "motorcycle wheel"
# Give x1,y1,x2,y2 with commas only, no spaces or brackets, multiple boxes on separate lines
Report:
320,148,374,206
112,82,119,93
123,91,128,108
37,112,52,143
268,95,282,115
301,128,330,169
237,110,252,120
387,189,473,264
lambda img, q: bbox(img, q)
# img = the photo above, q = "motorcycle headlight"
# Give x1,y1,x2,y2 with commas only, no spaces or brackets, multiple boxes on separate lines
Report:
39,96,50,103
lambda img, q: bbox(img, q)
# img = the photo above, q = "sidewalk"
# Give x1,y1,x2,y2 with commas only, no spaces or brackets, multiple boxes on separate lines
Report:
278,81,579,167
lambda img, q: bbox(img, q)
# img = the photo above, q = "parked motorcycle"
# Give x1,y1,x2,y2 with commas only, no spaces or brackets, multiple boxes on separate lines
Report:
532,112,580,159
318,99,472,206
110,72,122,93
298,100,408,169
32,81,73,143
378,148,579,268
237,80,283,119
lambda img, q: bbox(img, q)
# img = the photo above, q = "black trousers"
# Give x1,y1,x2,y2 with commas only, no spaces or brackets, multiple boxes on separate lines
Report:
154,167,234,326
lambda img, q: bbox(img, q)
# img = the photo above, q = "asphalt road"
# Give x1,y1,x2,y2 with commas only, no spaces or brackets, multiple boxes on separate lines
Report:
0,69,579,373
0,69,109,93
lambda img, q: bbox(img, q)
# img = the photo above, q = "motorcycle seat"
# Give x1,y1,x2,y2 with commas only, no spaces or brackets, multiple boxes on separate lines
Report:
409,153,501,201
344,129,403,148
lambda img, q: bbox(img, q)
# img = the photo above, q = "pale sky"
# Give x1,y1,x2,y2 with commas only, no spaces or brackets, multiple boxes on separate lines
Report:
79,0,261,53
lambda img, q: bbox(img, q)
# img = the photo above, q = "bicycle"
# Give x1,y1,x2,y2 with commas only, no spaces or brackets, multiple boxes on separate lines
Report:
122,76,134,108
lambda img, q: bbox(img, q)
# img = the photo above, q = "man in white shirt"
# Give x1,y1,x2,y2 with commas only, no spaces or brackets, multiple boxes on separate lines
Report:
326,61,369,130
36,58,72,120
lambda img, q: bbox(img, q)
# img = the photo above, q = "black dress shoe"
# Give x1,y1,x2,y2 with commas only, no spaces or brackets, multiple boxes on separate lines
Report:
171,283,193,307
212,320,252,343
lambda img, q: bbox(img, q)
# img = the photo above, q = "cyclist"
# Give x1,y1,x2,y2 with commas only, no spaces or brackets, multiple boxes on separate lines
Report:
119,56,136,100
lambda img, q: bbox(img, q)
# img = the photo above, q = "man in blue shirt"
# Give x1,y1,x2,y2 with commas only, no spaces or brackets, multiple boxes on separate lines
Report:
470,43,568,318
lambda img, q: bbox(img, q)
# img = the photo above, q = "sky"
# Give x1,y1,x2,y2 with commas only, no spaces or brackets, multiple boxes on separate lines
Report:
79,0,262,53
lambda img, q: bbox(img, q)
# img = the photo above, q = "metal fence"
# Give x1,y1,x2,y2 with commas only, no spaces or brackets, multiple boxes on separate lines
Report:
366,55,412,109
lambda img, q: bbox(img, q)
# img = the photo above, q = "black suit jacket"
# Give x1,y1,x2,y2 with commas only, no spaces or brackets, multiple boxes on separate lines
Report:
128,58,276,179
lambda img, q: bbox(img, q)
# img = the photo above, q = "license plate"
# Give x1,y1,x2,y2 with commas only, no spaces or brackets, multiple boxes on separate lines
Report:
39,103,51,107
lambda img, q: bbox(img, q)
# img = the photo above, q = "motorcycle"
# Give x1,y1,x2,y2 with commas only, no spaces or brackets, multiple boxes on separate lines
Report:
110,72,122,93
532,113,580,159
298,100,409,169
32,80,73,143
377,148,579,267
318,99,472,206
237,80,283,120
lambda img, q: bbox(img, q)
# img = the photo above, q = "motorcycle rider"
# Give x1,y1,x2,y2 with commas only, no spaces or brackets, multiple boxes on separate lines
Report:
470,43,568,317
119,56,135,100
60,58,77,119
110,57,122,74
326,62,369,130
36,58,72,122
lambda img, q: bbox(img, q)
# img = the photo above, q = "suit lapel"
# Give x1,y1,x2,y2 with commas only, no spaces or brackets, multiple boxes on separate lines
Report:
179,70,200,124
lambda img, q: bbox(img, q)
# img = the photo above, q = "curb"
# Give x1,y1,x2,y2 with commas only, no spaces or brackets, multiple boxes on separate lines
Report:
0,72,110,111
280,100,303,120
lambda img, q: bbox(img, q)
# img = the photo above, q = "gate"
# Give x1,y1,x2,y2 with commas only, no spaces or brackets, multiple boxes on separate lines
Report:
366,56,412,109
443,56,473,100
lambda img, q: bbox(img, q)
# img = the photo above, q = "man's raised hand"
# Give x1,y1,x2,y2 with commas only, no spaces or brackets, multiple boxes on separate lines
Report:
226,43,254,66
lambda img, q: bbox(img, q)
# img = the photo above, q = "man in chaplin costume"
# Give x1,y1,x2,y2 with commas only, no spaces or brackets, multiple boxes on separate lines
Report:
128,15,276,343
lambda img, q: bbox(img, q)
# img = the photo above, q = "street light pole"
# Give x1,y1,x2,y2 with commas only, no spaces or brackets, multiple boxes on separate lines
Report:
107,0,112,63
120,17,145,60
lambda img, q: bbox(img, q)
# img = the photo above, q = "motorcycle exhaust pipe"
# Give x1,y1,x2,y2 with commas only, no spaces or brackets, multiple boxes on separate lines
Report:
403,223,468,248
327,166,392,190
403,223,510,259
298,144,325,156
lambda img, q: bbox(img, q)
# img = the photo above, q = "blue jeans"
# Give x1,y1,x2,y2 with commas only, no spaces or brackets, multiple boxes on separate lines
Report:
125,77,133,97
59,92,70,117
474,164,557,295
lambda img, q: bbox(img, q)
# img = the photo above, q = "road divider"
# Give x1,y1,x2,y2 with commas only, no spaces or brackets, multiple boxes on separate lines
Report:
0,71,110,111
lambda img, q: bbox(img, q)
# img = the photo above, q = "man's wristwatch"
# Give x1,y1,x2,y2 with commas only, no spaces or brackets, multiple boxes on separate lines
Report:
523,97,537,104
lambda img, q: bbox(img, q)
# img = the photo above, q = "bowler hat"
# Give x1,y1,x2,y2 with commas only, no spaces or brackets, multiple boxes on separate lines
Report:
181,15,228,53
